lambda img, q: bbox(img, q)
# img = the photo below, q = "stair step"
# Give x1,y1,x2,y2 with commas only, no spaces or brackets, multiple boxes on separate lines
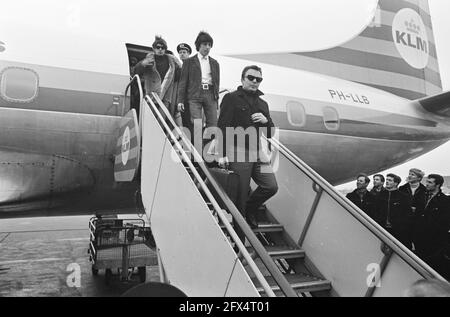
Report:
267,246,305,260
253,223,284,233
246,246,305,260
220,223,284,233
254,274,331,295
219,222,284,233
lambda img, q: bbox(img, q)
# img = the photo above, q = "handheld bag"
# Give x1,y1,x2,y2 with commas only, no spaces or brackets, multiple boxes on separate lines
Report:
208,167,240,205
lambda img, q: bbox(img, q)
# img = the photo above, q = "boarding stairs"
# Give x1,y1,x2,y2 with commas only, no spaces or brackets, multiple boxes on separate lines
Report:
116,76,444,297
142,91,329,297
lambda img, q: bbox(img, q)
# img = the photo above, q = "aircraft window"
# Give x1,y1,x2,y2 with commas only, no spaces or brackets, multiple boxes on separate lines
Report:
0,67,39,103
286,101,306,127
323,106,340,131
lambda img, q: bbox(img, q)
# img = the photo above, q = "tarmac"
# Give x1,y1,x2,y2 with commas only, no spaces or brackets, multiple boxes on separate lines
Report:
0,215,159,297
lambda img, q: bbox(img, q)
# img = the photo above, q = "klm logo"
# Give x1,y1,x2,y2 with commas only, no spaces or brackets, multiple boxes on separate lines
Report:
395,19,428,54
0,41,5,53
392,9,429,69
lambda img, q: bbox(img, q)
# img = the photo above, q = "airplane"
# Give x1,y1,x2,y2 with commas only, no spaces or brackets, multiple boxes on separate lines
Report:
0,0,449,219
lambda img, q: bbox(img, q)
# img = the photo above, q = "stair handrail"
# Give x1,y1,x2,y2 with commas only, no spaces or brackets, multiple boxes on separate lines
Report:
144,95,276,297
146,93,298,297
266,136,445,281
122,75,144,125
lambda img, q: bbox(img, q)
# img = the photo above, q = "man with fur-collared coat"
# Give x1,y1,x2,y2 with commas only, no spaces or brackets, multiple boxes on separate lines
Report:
134,36,181,118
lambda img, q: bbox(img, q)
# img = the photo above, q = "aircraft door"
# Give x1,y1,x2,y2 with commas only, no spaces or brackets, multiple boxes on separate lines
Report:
125,43,153,116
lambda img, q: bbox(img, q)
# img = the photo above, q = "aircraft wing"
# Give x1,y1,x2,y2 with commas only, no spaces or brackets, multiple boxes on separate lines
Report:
418,91,450,117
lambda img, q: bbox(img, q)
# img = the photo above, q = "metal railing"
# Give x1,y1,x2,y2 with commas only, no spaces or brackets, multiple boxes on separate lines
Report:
145,92,299,297
121,75,143,121
266,136,445,281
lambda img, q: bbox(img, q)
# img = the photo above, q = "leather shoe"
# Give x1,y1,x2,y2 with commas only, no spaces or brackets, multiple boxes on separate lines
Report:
246,212,259,229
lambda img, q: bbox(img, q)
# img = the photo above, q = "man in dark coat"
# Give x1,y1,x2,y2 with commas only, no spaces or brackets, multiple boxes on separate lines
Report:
399,168,428,255
177,31,220,151
373,173,413,249
346,173,375,216
414,174,449,280
370,174,387,200
217,65,277,235
172,43,193,128
399,168,427,214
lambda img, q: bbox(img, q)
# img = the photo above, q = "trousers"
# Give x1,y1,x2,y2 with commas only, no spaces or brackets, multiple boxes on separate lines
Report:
229,159,278,241
189,89,218,153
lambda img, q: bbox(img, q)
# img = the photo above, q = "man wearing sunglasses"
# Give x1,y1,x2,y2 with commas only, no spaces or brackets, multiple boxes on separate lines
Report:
177,31,220,150
134,49,161,98
217,65,278,234
144,36,181,118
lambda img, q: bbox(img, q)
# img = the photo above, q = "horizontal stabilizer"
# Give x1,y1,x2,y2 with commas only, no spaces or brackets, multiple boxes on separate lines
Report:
419,91,450,117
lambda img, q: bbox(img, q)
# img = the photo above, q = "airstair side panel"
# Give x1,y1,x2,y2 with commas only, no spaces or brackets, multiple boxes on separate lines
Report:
141,104,259,297
263,140,441,296
299,191,391,296
141,104,167,220
371,253,428,297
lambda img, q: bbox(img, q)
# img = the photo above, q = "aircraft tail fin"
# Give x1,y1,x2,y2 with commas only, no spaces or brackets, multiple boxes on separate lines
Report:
233,0,442,100
418,91,450,117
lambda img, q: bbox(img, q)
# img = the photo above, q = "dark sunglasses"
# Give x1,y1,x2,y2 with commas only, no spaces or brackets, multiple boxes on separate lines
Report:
155,45,166,50
246,75,263,83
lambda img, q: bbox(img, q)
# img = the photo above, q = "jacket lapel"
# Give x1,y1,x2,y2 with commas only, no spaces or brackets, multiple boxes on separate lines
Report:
212,58,220,86
193,54,200,70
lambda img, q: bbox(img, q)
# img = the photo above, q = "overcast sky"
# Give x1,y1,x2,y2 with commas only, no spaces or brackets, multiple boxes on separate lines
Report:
1,0,449,182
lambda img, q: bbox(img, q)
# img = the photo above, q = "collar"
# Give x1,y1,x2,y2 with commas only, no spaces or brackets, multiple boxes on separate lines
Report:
237,86,264,97
427,190,441,198
197,54,209,62
356,189,368,196
409,182,420,189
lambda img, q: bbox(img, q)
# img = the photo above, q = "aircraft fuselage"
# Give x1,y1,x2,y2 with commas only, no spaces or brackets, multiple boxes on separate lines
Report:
0,52,449,217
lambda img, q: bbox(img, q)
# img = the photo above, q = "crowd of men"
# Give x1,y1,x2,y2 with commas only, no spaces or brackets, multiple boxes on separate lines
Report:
130,32,219,134
346,169,449,280
130,31,278,240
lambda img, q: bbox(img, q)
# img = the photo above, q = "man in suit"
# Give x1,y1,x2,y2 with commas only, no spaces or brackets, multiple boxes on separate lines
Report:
177,31,220,153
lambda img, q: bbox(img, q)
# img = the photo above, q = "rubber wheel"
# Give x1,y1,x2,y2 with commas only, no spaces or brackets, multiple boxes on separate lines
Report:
91,266,99,276
138,267,146,283
105,269,113,285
